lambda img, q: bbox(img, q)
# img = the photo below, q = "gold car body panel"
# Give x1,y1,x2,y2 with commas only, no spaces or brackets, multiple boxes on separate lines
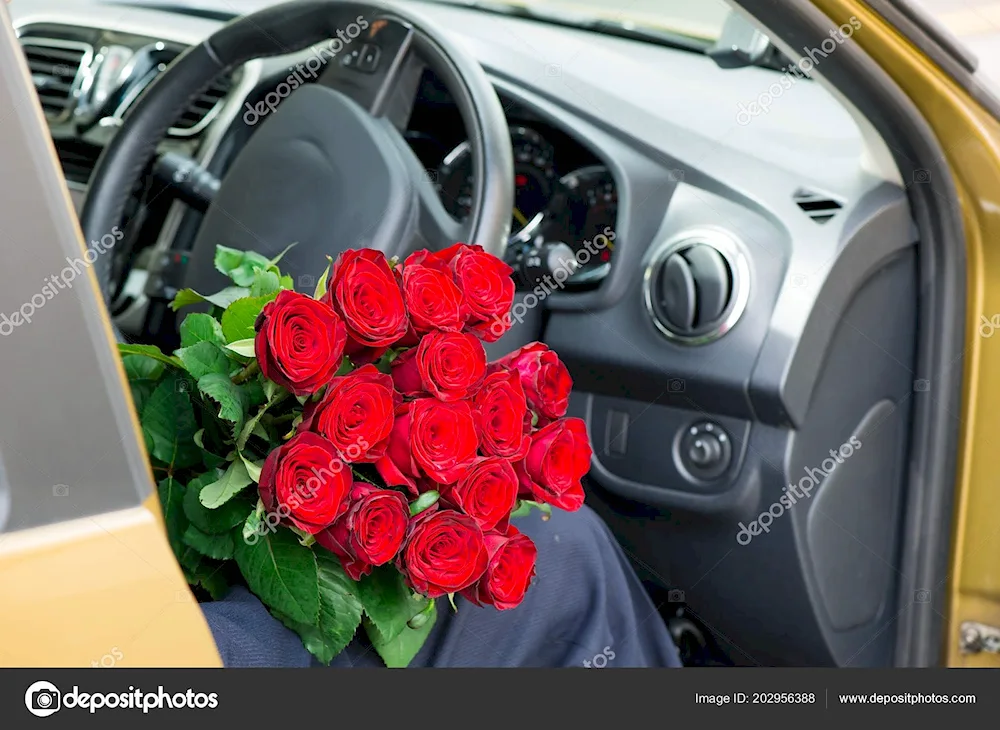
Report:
809,0,1000,665
0,496,221,667
0,5,221,666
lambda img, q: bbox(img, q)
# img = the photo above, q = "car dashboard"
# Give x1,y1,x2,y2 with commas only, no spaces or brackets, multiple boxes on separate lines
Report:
9,0,919,668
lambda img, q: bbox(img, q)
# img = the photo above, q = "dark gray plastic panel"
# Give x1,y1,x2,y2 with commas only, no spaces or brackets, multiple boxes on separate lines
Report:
806,399,901,632
584,249,916,666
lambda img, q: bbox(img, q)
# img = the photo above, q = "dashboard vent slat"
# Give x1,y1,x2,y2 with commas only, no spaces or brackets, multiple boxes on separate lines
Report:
19,38,92,121
170,76,233,136
793,187,844,224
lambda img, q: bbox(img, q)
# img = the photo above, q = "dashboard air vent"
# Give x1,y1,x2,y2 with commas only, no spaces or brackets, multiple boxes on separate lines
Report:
793,188,843,224
20,37,92,122
643,230,749,345
171,74,233,136
55,139,102,186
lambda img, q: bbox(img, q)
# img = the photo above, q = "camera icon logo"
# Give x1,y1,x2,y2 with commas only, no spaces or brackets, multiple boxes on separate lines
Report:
668,378,685,393
24,681,61,717
668,589,685,603
912,169,931,184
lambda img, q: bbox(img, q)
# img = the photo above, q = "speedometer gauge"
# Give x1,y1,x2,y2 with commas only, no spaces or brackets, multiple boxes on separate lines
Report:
555,165,618,285
436,126,557,238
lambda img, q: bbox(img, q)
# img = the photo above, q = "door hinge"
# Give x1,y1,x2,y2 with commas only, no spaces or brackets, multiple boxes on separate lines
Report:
959,621,1000,654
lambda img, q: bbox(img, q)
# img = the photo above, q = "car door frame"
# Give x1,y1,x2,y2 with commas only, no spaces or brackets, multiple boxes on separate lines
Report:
0,2,220,667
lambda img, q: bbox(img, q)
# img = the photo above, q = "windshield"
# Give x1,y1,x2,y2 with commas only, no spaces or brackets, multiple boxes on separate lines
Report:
438,0,733,41
115,0,734,44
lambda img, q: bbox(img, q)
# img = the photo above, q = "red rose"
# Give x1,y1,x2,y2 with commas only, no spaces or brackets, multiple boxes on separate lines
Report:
300,364,398,462
258,432,351,533
516,417,591,511
254,290,347,396
315,482,409,580
473,370,530,459
377,398,479,488
399,508,488,597
461,523,537,610
391,331,486,402
323,249,408,361
493,342,572,420
408,244,515,343
400,255,466,334
444,457,519,532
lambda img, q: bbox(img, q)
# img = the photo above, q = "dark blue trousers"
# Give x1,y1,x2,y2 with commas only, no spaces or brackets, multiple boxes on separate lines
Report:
201,505,682,667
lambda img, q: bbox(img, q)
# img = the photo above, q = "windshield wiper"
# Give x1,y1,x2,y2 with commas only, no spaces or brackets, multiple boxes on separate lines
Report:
425,0,708,53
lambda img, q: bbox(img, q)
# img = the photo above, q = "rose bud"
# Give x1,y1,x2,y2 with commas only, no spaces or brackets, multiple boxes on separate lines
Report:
491,342,572,421
258,432,351,534
299,364,399,462
473,370,530,459
323,249,408,362
516,417,591,512
254,290,347,396
377,398,479,489
461,523,537,610
399,508,489,598
391,331,486,402
315,482,409,580
444,457,519,532
400,254,466,334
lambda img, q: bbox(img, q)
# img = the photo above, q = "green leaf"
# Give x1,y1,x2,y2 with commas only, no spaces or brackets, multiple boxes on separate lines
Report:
140,374,201,468
409,598,437,628
197,373,248,435
313,259,332,299
510,500,552,520
357,566,430,642
234,527,320,625
242,501,264,543
182,524,235,560
184,471,253,534
221,296,274,343
215,245,274,287
171,286,251,312
225,338,256,358
176,341,232,380
199,457,253,509
334,356,352,377
365,601,436,668
118,343,181,369
250,269,282,298
279,275,295,290
409,490,439,517
269,243,297,268
214,245,247,276
275,551,363,664
193,563,230,600
180,313,226,348
240,453,263,483
123,354,165,382
157,477,187,558
125,355,166,413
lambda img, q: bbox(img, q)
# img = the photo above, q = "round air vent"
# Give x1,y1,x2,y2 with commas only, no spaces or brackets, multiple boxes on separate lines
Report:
642,229,750,345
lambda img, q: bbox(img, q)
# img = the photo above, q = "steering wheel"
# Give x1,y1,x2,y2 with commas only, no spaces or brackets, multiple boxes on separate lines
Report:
80,0,514,303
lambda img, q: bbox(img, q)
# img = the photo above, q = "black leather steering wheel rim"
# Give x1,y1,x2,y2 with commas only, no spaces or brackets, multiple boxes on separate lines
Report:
80,0,514,302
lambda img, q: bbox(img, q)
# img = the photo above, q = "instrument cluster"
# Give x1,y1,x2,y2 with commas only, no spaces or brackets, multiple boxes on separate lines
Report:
435,125,618,288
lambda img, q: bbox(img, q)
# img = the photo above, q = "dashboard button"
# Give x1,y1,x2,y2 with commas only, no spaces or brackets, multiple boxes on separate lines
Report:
341,47,362,68
357,44,381,73
677,421,732,481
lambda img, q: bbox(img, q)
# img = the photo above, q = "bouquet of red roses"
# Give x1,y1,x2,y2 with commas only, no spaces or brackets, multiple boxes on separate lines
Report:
119,243,592,666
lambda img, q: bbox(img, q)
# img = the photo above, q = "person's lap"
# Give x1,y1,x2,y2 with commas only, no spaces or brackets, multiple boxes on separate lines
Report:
201,505,682,668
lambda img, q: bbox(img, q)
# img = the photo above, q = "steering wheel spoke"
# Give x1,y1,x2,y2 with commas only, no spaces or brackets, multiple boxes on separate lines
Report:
315,17,423,129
